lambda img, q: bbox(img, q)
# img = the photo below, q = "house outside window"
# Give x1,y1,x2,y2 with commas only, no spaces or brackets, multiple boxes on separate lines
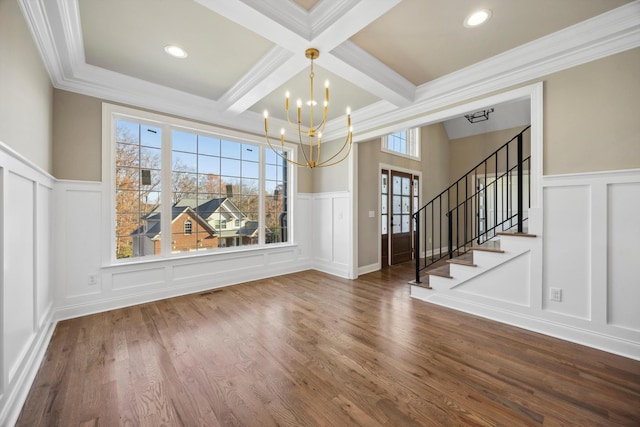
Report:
381,128,420,160
106,104,291,261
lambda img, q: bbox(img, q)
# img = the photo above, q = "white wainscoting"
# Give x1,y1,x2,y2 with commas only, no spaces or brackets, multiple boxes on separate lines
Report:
308,191,353,278
413,169,640,361
542,169,640,357
54,183,314,320
0,142,55,426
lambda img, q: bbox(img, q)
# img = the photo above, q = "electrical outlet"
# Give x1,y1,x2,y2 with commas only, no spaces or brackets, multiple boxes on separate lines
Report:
550,287,562,302
88,274,98,286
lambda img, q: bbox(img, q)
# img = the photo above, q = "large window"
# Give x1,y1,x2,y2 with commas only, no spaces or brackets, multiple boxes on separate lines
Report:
381,128,420,160
107,105,290,261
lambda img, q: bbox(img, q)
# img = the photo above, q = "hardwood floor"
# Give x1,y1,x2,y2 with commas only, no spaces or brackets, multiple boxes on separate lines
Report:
17,264,640,426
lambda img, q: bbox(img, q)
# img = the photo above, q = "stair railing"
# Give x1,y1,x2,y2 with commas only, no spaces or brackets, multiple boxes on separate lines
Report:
413,126,531,284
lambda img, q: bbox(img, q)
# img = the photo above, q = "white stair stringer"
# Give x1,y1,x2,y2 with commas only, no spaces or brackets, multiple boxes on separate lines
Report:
412,234,539,311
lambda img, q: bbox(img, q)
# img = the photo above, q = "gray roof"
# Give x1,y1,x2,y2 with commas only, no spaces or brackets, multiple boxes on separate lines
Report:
130,205,216,238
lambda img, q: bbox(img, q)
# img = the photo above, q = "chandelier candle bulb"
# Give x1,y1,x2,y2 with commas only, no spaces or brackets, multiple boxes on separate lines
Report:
262,48,353,168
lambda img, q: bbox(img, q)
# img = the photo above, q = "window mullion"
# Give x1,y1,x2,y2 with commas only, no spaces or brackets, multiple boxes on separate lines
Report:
259,146,265,245
160,124,173,257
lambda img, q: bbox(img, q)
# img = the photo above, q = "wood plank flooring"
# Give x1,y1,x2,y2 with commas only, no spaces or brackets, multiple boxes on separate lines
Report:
17,264,640,426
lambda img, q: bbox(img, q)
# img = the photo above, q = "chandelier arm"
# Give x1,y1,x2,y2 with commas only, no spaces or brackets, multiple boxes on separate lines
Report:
297,122,311,166
285,109,301,133
263,48,352,169
265,133,310,168
317,133,351,166
316,135,353,168
311,118,327,133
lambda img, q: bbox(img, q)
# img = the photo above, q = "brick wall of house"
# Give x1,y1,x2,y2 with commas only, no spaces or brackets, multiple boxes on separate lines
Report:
153,211,218,254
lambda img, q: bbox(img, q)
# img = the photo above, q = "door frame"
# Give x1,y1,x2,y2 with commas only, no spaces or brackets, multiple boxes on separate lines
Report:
379,163,421,267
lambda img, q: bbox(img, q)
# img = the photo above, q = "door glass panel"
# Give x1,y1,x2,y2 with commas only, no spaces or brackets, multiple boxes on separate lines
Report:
381,174,388,194
393,176,401,193
392,195,402,214
381,214,388,234
392,220,401,234
402,215,410,232
413,179,419,196
402,196,410,214
381,195,388,214
402,177,410,195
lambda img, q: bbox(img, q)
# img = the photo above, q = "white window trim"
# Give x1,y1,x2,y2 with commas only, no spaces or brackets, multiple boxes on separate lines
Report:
381,128,421,161
101,102,295,265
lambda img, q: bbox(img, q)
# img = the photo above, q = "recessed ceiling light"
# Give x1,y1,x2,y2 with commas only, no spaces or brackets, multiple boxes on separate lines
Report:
164,45,188,59
464,9,492,28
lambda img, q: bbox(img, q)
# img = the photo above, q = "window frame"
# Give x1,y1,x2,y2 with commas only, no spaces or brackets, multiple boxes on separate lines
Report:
102,103,295,265
381,128,421,160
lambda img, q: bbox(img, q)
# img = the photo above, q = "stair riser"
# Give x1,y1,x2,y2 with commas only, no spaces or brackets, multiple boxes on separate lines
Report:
497,235,538,253
472,250,507,267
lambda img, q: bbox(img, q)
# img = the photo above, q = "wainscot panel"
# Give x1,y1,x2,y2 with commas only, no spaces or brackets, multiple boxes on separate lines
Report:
112,266,166,291
0,142,56,427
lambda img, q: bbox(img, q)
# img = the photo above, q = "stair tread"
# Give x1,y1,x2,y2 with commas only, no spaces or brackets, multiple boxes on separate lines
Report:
496,231,537,238
409,280,432,289
470,247,505,253
447,259,477,267
426,264,452,279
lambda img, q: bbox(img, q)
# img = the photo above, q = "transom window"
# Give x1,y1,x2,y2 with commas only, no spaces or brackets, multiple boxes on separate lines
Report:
106,104,291,261
381,128,420,160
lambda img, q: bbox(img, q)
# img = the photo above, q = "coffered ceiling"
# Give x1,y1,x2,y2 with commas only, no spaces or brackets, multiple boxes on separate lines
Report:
19,0,640,141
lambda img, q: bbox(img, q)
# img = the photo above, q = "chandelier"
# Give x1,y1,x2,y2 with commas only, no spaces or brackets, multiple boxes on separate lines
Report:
263,48,353,168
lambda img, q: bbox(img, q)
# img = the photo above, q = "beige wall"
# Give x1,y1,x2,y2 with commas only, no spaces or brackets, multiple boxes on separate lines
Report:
51,89,318,188
357,123,450,268
310,138,352,193
448,126,531,183
0,0,53,172
544,47,640,175
53,89,102,180
297,159,313,193
43,43,639,269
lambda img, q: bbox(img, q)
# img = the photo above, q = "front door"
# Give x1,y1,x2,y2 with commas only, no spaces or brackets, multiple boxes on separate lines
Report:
381,169,419,266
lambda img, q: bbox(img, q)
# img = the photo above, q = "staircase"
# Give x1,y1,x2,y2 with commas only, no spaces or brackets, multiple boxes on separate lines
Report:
416,231,536,290
412,126,531,286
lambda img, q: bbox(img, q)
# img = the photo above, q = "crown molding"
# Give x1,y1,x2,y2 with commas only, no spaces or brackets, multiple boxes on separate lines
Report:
240,0,310,40
352,0,640,141
18,0,65,84
310,0,363,37
18,0,640,144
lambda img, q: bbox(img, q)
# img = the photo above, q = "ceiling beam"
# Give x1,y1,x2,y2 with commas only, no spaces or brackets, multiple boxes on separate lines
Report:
202,0,413,113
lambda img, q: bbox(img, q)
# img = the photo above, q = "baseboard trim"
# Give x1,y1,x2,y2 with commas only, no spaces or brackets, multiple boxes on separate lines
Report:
358,262,380,276
0,312,56,427
411,290,640,361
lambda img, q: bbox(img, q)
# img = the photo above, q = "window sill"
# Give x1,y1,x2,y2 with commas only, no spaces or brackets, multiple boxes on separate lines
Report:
103,242,298,269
